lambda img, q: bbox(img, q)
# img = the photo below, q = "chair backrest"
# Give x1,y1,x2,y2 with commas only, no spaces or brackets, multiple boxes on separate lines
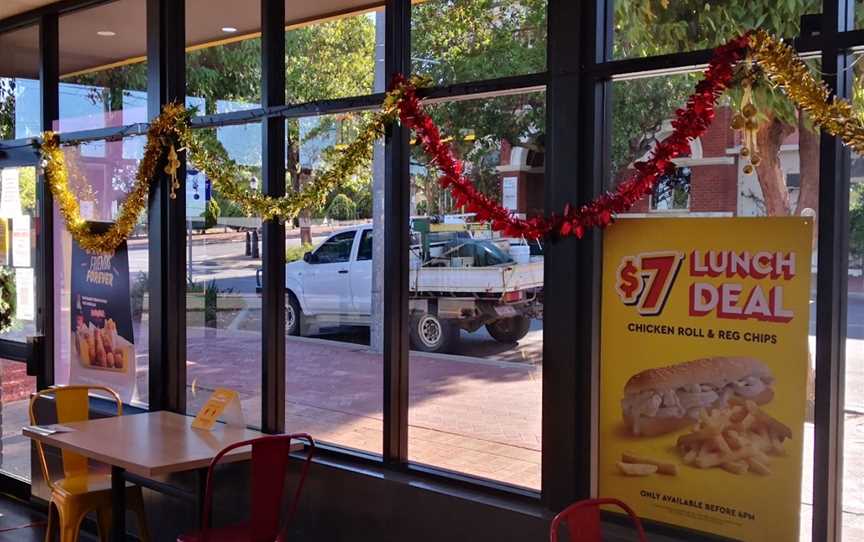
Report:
201,433,315,542
29,385,122,489
549,498,647,542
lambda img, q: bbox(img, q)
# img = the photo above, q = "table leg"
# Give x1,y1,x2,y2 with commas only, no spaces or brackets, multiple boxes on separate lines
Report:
111,465,126,542
195,467,209,529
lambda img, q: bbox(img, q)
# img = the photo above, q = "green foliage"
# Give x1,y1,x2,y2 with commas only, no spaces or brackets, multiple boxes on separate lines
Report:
326,193,356,221
286,243,314,262
203,198,221,230
188,41,261,114
63,63,148,112
19,167,36,215
0,267,16,334
411,0,546,85
355,187,373,219
850,185,864,265
613,0,819,59
611,75,697,179
0,79,15,141
610,0,824,186
285,16,376,103
212,191,245,218
410,1,546,212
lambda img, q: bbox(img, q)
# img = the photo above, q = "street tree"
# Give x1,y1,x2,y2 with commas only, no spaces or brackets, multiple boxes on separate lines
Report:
410,0,546,213
612,0,823,218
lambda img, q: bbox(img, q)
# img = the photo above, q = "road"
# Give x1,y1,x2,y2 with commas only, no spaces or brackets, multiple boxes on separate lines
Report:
128,229,544,362
128,231,864,371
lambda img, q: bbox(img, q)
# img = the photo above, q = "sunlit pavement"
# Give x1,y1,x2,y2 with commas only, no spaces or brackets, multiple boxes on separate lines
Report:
180,328,544,490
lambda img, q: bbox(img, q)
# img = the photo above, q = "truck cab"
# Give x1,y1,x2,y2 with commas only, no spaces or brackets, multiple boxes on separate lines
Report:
286,226,373,328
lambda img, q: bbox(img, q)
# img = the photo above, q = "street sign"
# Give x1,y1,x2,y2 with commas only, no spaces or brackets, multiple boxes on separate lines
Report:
186,169,209,219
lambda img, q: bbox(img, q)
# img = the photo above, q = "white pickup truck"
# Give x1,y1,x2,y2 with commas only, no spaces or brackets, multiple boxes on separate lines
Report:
277,224,543,353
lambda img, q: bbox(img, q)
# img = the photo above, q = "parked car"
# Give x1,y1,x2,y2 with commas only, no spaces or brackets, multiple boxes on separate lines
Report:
258,224,544,353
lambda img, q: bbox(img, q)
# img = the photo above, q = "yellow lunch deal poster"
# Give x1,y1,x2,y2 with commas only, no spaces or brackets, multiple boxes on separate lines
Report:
599,217,812,542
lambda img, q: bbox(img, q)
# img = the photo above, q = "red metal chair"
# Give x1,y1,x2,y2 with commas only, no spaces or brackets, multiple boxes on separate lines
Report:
549,498,647,542
177,433,315,542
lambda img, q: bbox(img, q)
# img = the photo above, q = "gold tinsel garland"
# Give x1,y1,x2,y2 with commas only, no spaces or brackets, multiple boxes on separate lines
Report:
43,35,864,254
178,85,403,221
42,103,191,253
41,83,406,253
750,29,864,155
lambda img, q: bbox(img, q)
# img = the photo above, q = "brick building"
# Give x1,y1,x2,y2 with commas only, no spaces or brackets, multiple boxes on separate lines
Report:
499,106,806,218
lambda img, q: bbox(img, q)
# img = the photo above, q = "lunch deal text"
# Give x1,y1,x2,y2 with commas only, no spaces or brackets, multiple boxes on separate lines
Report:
598,217,812,542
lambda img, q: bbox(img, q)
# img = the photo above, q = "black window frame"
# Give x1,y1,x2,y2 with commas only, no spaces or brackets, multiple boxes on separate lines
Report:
0,1,856,540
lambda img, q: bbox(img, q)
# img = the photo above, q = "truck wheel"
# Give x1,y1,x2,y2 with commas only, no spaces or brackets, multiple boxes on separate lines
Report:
486,316,531,343
410,313,458,353
286,293,302,336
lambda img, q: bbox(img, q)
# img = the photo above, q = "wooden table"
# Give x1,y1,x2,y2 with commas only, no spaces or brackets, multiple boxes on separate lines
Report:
23,410,294,541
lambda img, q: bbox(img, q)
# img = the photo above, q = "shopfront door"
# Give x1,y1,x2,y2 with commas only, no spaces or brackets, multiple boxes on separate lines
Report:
0,163,41,489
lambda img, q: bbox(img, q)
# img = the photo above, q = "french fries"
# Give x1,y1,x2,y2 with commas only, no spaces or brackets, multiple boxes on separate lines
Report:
617,461,658,476
676,401,792,476
619,452,678,476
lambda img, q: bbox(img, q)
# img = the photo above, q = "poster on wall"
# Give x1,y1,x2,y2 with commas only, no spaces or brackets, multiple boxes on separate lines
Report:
11,214,30,268
0,168,21,218
502,176,518,211
15,267,34,321
69,222,137,402
186,169,209,219
598,217,812,542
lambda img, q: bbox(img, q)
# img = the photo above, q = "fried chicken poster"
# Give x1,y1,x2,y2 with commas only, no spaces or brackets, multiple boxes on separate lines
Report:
69,222,137,402
599,217,812,542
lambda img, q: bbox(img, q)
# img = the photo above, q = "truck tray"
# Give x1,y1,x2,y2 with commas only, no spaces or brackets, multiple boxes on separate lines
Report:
410,260,544,294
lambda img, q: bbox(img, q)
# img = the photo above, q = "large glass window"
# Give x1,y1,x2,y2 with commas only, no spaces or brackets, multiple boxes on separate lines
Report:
185,122,263,429
842,52,864,542
58,0,148,131
411,0,546,84
186,0,261,114
612,1,819,59
53,137,150,406
0,24,40,140
283,111,383,455
406,91,545,490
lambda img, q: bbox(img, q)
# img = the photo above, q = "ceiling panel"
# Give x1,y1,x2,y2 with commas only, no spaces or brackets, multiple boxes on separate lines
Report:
0,0,55,21
0,0,385,78
0,24,40,79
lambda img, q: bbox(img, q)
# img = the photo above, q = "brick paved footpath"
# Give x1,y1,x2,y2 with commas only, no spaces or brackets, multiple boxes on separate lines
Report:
168,327,541,490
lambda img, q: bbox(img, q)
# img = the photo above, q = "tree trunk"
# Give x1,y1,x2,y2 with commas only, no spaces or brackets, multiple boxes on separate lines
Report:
753,114,795,216
288,143,313,246
796,112,820,217
796,112,821,246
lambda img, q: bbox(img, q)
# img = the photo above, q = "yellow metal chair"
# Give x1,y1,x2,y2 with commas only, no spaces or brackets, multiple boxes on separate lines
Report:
30,385,150,542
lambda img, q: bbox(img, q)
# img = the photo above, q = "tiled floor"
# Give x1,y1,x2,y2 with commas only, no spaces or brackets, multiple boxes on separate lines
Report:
0,495,66,542
0,498,44,542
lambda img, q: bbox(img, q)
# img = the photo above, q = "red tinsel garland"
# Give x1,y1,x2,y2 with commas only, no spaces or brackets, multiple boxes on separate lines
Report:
393,33,750,240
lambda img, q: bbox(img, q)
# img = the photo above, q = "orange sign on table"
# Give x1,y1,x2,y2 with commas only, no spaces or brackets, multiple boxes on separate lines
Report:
192,388,244,430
